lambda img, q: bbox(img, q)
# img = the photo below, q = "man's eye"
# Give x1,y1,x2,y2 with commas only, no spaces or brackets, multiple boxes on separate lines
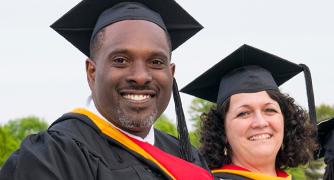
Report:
113,57,127,64
151,59,165,65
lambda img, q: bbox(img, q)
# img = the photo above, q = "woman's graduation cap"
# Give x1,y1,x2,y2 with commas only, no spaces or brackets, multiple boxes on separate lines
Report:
181,44,317,125
317,117,334,180
50,0,203,162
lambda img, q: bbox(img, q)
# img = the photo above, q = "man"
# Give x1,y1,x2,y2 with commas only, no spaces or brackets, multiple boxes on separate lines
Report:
0,0,212,179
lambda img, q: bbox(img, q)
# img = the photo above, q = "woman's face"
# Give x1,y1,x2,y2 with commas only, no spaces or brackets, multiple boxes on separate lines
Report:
225,91,284,166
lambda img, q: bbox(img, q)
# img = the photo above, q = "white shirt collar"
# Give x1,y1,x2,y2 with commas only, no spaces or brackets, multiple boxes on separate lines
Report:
85,96,155,145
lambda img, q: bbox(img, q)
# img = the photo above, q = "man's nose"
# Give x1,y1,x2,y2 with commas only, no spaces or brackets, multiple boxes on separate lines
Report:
126,60,153,85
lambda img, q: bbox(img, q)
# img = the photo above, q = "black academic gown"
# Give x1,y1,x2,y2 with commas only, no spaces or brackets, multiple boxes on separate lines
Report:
0,112,209,180
213,172,252,180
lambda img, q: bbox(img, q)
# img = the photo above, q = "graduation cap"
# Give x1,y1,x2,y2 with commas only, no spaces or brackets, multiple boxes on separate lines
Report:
50,0,203,57
317,117,334,180
51,0,203,162
181,44,317,125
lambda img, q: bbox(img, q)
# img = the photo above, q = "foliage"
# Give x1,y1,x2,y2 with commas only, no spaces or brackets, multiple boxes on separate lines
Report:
187,98,214,147
154,115,177,137
0,116,48,167
4,116,48,142
0,126,19,166
188,98,214,131
286,167,307,180
316,104,334,122
304,160,325,180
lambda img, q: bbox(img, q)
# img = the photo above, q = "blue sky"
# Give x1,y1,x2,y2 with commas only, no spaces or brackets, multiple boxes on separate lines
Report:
1,0,334,128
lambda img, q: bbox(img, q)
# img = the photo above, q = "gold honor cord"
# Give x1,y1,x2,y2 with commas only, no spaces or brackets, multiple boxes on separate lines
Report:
212,169,292,180
71,108,176,180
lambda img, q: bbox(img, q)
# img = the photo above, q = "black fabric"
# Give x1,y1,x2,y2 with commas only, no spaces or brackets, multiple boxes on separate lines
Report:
181,44,303,104
172,78,193,162
216,65,278,105
316,118,334,180
92,2,166,42
324,131,334,163
213,172,252,180
50,0,203,57
0,113,209,180
317,117,334,161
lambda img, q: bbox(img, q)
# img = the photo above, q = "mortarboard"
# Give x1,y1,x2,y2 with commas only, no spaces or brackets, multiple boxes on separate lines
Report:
317,117,334,180
181,44,317,125
50,0,203,162
50,0,203,57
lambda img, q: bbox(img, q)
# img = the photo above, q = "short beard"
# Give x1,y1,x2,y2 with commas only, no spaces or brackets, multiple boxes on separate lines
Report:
116,108,157,129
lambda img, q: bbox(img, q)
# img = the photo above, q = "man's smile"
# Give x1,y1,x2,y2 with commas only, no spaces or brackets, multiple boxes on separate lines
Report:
120,89,157,104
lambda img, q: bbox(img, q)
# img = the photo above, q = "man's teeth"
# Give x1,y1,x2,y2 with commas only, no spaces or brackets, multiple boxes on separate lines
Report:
123,94,151,101
249,134,272,141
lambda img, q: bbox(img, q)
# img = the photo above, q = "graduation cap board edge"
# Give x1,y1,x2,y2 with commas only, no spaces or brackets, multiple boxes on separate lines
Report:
181,44,317,125
50,0,203,57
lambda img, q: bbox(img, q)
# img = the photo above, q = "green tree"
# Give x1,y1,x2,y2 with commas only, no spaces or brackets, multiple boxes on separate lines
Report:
0,126,19,166
188,98,214,147
4,116,48,142
316,104,334,122
154,115,177,137
286,167,307,180
0,116,48,167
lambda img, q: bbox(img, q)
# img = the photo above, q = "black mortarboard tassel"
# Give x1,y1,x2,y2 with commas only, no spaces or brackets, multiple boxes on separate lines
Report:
51,0,203,162
181,44,317,125
317,117,334,180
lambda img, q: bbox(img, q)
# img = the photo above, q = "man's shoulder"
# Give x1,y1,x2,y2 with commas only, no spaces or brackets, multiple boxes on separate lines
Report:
49,112,100,134
154,129,209,170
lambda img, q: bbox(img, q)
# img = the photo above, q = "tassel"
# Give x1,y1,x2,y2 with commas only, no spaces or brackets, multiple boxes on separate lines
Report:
172,78,193,162
299,64,317,127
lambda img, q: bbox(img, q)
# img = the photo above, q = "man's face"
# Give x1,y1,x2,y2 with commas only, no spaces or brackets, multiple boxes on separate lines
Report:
86,20,174,137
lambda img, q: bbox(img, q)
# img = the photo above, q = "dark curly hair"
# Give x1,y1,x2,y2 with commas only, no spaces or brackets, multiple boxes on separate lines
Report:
199,89,318,169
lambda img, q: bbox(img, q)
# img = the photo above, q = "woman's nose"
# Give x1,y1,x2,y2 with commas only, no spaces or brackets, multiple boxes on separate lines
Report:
251,112,269,129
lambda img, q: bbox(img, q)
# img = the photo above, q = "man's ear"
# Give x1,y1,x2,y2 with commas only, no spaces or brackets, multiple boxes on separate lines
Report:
86,58,96,91
170,63,175,76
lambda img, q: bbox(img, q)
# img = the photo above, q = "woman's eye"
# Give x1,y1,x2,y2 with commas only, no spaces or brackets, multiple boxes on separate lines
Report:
237,111,250,118
265,108,278,114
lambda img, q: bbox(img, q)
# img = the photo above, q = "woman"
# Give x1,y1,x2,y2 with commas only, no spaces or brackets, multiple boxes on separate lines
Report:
181,44,318,180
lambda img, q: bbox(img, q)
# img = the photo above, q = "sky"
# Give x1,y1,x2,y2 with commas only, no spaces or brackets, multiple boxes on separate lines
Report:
1,0,334,128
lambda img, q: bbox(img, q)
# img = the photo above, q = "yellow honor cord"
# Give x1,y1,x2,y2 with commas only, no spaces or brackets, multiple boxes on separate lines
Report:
212,169,291,180
71,108,176,180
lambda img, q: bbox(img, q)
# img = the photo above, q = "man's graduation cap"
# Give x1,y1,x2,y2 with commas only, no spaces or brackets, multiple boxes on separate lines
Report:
181,44,317,125
50,0,203,57
317,117,334,180
51,0,203,162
